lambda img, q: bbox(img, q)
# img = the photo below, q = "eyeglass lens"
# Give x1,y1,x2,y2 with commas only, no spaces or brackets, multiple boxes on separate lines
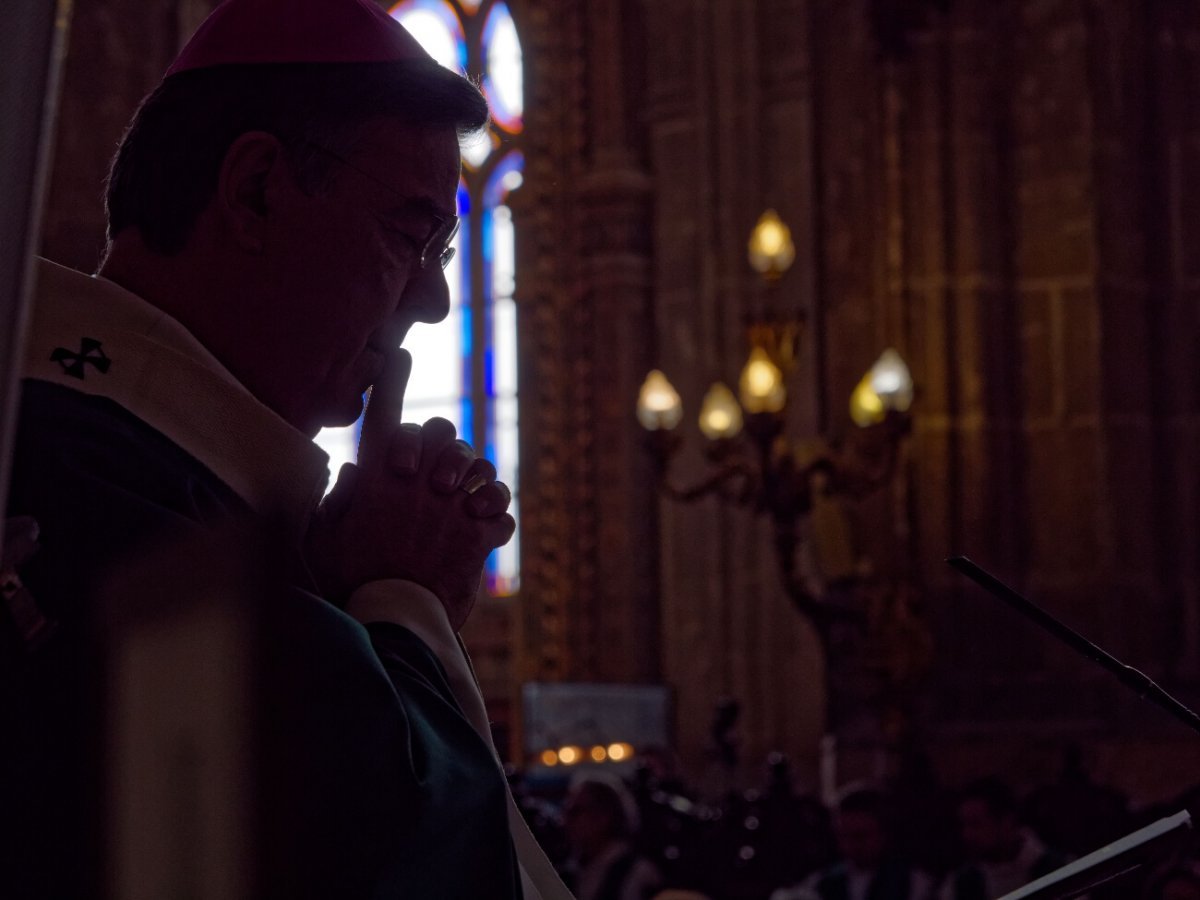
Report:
424,217,461,271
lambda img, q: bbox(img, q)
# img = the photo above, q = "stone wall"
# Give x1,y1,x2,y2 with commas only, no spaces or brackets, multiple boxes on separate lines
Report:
892,0,1200,736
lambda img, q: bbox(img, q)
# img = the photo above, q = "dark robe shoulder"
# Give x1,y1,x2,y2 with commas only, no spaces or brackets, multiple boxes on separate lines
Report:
3,381,522,899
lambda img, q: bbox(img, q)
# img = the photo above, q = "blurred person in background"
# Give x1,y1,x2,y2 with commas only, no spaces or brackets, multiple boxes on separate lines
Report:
563,774,664,900
771,786,933,900
940,778,1066,900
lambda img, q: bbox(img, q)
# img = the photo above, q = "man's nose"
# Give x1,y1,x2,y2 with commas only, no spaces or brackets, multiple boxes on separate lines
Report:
402,263,452,324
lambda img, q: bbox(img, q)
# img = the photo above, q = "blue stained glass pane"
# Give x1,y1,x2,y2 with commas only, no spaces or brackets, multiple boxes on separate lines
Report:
478,208,490,407
458,213,472,356
481,204,493,263
460,300,472,357
486,497,520,596
460,305,472,444
484,392,495,462
457,182,471,215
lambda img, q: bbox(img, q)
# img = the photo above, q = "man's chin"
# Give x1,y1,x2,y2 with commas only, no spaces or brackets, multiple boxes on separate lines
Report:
310,394,367,434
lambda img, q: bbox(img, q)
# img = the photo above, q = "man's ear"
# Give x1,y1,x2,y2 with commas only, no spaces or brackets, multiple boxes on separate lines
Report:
216,131,285,253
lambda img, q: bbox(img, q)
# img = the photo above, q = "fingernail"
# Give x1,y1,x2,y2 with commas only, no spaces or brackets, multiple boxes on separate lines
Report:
468,494,490,516
433,468,457,489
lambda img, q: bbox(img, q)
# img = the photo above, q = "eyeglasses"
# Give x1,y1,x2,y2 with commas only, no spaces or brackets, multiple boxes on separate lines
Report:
303,141,460,271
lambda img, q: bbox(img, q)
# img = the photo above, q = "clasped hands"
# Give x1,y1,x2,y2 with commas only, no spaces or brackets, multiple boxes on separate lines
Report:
305,350,515,631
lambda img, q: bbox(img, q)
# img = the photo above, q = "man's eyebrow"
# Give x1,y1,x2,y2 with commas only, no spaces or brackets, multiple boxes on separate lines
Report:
384,195,454,220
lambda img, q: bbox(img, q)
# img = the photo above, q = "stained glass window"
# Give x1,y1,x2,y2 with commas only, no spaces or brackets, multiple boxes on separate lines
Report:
313,0,524,597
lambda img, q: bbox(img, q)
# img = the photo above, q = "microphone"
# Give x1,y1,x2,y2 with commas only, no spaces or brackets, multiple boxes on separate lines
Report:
946,556,1200,737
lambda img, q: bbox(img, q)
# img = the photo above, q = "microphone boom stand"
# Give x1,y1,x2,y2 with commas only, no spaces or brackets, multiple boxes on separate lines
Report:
947,556,1200,736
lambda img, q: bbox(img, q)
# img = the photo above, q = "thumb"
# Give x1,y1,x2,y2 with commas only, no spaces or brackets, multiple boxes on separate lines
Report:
358,349,412,472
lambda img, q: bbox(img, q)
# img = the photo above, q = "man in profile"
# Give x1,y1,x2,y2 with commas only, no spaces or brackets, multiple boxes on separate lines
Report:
1,0,569,897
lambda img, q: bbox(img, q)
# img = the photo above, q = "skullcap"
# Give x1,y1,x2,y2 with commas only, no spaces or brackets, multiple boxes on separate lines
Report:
166,0,429,77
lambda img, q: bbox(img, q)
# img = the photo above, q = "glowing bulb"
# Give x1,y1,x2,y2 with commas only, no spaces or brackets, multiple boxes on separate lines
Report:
558,746,582,765
867,348,913,413
758,223,785,255
606,742,634,762
849,376,885,427
738,347,786,414
590,745,608,763
698,383,743,440
747,209,796,277
636,370,683,431
540,749,559,767
874,369,901,393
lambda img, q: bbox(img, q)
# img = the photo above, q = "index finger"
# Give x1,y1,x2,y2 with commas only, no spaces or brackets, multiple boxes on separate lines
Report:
358,348,412,472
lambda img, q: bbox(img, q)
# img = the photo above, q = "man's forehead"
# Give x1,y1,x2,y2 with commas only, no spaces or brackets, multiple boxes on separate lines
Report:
352,118,460,209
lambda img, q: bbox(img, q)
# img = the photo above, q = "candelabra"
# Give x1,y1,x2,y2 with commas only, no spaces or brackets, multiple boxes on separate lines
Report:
636,210,914,638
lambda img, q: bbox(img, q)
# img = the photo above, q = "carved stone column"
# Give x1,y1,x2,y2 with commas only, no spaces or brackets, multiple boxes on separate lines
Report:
512,3,661,765
511,0,590,687
569,0,659,683
573,160,658,681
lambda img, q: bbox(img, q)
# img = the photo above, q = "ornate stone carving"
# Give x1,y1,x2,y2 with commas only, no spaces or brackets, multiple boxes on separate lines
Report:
512,0,591,683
